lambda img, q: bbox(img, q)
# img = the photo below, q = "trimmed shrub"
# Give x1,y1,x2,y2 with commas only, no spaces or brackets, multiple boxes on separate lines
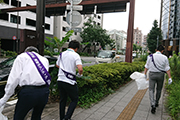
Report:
49,61,145,108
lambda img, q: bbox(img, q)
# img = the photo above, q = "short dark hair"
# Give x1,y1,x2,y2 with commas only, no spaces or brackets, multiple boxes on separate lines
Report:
68,40,80,49
157,45,165,51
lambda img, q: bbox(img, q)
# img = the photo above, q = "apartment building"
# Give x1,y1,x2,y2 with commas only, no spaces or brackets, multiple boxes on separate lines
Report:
160,0,180,55
0,0,54,52
133,27,143,46
107,29,127,50
0,0,103,52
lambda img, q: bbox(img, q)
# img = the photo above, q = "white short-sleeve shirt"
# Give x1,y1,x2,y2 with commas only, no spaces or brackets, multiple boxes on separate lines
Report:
56,49,82,85
145,52,170,72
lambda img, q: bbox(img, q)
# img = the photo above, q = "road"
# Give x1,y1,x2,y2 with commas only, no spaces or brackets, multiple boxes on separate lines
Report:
81,56,96,66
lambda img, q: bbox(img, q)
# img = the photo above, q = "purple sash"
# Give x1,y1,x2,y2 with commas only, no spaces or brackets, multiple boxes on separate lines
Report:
59,53,76,81
27,52,51,87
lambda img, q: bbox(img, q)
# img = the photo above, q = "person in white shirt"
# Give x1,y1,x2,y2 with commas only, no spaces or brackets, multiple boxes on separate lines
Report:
0,46,50,120
144,45,172,114
56,40,83,120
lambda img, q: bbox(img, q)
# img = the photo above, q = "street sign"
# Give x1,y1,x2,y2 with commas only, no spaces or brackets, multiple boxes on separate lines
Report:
66,11,82,27
66,5,83,11
65,27,82,32
12,36,16,40
68,0,82,5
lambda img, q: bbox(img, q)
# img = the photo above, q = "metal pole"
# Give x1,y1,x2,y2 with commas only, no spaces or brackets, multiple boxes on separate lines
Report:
69,0,73,41
16,0,19,54
36,0,45,55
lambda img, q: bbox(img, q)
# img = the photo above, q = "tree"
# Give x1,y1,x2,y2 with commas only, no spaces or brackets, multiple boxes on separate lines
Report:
147,20,162,53
0,0,4,3
80,18,112,49
44,30,74,53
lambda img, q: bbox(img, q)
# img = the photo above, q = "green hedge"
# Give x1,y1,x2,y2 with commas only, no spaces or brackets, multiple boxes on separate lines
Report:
49,61,145,108
165,52,180,119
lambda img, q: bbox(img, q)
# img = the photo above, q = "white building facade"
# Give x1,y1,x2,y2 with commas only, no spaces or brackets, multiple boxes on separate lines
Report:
0,0,54,51
107,29,127,51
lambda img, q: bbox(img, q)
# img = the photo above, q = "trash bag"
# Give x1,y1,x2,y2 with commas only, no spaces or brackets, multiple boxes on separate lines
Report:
130,72,149,90
0,106,8,120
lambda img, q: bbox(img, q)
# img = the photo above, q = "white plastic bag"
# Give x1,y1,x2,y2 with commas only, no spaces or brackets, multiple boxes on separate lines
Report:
0,106,8,120
130,72,149,90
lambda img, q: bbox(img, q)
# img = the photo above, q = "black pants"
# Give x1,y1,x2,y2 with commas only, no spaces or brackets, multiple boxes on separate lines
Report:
58,81,78,120
14,85,49,120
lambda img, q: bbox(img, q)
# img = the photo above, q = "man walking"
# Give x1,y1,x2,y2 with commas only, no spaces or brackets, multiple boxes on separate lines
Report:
0,46,51,120
144,45,172,114
56,40,83,120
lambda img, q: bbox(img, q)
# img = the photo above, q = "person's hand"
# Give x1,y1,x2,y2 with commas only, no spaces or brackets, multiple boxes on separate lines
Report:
145,74,147,79
76,73,83,78
168,78,172,85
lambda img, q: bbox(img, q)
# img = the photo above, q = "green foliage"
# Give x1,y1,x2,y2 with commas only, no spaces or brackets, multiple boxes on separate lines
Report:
109,39,116,50
80,18,112,49
147,20,163,53
166,80,180,119
0,0,4,3
134,52,149,62
49,61,145,108
44,30,74,53
166,52,180,119
44,49,53,57
2,50,17,57
168,51,180,81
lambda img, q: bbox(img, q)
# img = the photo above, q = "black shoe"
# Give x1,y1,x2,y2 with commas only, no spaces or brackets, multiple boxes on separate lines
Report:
155,103,159,107
151,106,156,114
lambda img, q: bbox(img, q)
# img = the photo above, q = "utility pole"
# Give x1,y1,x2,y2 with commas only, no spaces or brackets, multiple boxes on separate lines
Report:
36,0,45,55
125,0,135,63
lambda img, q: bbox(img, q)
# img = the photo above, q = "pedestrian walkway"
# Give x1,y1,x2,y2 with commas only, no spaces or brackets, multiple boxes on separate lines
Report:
2,80,171,120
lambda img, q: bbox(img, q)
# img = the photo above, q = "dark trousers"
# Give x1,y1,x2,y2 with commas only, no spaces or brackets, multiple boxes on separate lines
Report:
149,72,164,106
14,86,49,120
58,81,78,120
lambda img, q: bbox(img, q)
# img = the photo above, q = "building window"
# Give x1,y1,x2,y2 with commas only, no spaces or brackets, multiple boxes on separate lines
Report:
26,18,36,27
63,17,66,21
11,0,21,7
74,32,77,35
0,13,8,21
97,23,100,26
10,14,21,24
98,15,101,19
45,23,50,30
63,27,66,31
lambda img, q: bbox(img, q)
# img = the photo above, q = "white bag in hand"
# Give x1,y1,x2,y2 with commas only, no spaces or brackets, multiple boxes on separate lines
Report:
0,106,8,120
130,72,149,90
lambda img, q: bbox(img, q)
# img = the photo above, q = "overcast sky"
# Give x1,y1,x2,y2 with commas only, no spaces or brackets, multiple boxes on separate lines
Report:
103,0,161,35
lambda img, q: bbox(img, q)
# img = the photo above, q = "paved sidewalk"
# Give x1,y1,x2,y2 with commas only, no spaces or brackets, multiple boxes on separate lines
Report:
2,80,171,120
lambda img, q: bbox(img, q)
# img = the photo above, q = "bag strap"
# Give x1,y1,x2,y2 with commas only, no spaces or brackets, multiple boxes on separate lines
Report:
149,54,166,73
27,52,51,87
59,53,76,81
